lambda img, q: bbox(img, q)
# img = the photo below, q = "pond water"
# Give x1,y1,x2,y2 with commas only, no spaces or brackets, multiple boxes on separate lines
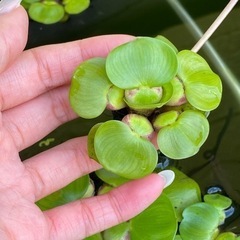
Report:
21,0,240,233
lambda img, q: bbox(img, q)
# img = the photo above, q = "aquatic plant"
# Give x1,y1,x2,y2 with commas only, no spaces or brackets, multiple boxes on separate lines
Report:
69,35,222,179
21,0,90,24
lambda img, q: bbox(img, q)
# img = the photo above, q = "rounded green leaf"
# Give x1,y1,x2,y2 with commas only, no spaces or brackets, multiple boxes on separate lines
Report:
69,58,112,119
157,110,209,159
94,120,158,179
153,110,179,130
204,194,232,210
36,175,90,210
130,193,177,240
163,167,201,221
204,194,232,224
177,50,222,111
180,202,220,240
106,37,178,89
184,71,222,111
28,2,65,24
63,0,90,14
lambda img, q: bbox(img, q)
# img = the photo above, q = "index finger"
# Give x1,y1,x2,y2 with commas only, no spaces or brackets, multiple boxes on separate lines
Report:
0,35,135,111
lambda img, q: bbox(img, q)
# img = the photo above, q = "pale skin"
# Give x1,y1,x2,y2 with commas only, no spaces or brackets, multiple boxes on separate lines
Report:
0,7,165,240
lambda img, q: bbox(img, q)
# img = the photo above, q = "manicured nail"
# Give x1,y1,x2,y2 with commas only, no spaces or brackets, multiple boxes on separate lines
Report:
158,170,175,188
0,0,22,14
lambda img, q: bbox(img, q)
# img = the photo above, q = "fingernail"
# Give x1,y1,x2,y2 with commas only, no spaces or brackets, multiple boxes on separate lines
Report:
0,0,22,14
158,170,175,189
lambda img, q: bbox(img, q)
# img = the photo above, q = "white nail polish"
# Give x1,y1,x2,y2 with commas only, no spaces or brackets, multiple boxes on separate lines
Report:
0,0,21,14
158,170,175,189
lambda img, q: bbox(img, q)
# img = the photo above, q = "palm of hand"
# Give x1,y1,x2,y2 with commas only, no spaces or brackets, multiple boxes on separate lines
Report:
0,7,164,240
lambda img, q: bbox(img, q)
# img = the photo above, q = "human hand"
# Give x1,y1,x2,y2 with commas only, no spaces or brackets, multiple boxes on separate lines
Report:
0,6,168,240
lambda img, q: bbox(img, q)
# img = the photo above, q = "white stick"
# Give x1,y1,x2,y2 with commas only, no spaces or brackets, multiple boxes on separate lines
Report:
192,0,239,53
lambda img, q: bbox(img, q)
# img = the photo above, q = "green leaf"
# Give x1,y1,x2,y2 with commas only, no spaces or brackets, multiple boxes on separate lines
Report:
122,114,154,139
94,120,158,179
63,0,90,14
166,77,186,106
203,194,232,224
157,110,209,159
21,0,40,9
103,222,130,240
177,50,222,111
179,202,220,240
203,194,232,210
163,167,202,221
97,184,113,195
95,168,130,187
130,193,178,240
177,50,212,76
84,233,103,240
23,0,40,3
184,70,222,111
125,86,163,106
69,58,112,119
153,110,179,130
88,123,103,161
124,82,173,111
174,235,183,240
36,175,90,210
82,180,95,198
106,37,178,89
215,232,238,240
28,2,65,24
106,85,126,110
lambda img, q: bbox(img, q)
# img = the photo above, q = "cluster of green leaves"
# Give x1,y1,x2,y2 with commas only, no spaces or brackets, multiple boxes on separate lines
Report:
69,36,222,180
85,167,236,240
21,0,90,24
35,167,238,239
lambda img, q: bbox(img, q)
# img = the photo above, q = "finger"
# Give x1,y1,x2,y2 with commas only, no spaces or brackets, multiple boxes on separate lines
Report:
44,174,165,240
0,6,28,74
23,136,101,202
0,35,135,111
3,85,74,151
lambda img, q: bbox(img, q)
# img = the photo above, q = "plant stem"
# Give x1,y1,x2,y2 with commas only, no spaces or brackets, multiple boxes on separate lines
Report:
191,0,239,53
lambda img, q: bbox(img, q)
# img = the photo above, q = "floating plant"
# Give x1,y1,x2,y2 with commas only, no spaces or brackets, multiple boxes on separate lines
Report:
69,0,240,239
83,167,236,240
21,0,90,24
69,35,222,178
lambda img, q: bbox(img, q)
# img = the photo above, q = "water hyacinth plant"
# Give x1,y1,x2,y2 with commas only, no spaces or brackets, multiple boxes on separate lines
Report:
85,167,236,240
69,36,222,179
21,0,90,24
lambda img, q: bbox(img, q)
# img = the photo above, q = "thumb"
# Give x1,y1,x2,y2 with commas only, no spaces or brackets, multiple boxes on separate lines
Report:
0,5,28,73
